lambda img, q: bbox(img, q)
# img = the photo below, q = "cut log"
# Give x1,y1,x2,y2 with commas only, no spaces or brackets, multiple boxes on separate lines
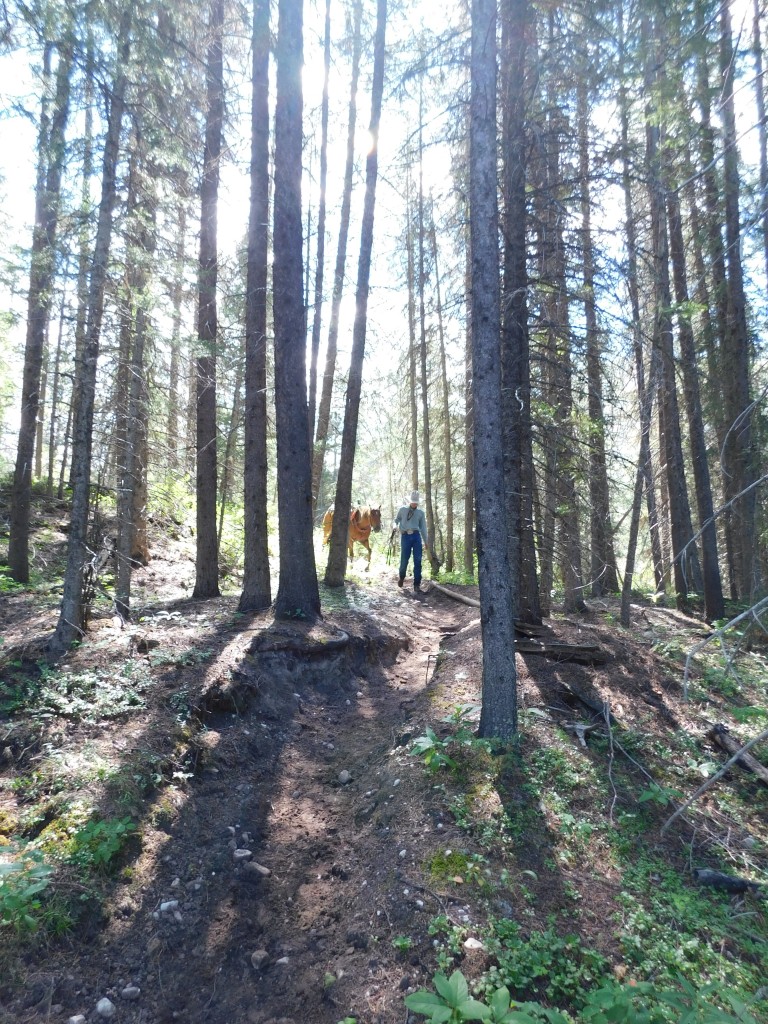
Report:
707,724,768,787
515,640,609,664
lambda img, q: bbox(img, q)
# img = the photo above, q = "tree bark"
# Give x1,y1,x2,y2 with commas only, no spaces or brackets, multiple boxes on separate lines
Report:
273,0,321,618
240,0,272,612
307,0,331,445
754,0,768,294
9,35,72,582
193,0,224,600
643,12,702,609
167,204,186,472
324,0,387,589
416,94,439,574
463,214,475,578
577,79,619,597
430,216,454,573
470,0,518,740
501,0,539,622
50,12,130,657
311,0,362,510
719,0,760,601
665,170,724,621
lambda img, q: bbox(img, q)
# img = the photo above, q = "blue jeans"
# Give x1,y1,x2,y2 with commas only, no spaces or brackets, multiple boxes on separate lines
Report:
399,532,422,586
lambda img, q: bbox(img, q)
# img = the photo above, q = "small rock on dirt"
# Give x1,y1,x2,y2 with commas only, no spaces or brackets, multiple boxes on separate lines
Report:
96,996,116,1017
338,770,352,785
251,950,270,970
121,985,141,1000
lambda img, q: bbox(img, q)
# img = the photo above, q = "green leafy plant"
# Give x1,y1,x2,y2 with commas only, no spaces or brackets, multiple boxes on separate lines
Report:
68,817,136,872
637,783,683,807
393,934,414,952
31,661,151,721
579,977,764,1024
411,705,490,775
411,726,459,773
405,970,567,1023
0,846,53,933
0,571,23,593
482,919,607,1007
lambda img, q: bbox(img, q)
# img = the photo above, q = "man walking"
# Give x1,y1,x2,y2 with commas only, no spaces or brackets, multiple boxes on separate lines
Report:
394,490,430,593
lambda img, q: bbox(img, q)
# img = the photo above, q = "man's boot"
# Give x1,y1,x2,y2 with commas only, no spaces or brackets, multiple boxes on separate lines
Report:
397,576,404,587
414,582,421,593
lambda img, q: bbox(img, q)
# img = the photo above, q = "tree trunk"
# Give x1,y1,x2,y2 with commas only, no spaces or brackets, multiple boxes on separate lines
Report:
665,168,724,620
501,0,539,623
9,35,72,582
719,0,760,601
307,0,331,444
273,0,321,619
577,80,619,597
324,0,387,589
46,290,66,496
542,64,585,615
695,5,734,596
643,12,702,609
311,0,362,510
193,0,224,601
406,177,420,493
167,204,186,472
617,9,665,595
416,97,439,574
218,360,243,550
463,216,475,578
240,0,272,612
470,0,518,740
754,0,768,294
50,13,130,657
430,217,454,573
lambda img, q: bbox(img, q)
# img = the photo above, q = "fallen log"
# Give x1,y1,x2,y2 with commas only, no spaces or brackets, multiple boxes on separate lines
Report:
515,639,609,664
707,724,768,787
428,583,548,636
428,583,607,662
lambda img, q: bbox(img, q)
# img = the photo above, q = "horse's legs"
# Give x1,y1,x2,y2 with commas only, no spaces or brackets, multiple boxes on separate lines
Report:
364,540,371,571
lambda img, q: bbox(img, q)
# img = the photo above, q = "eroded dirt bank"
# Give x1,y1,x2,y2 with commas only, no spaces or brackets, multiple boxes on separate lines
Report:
1,577,480,1024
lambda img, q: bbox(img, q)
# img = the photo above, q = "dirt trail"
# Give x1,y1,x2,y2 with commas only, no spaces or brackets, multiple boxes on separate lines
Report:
2,572,480,1024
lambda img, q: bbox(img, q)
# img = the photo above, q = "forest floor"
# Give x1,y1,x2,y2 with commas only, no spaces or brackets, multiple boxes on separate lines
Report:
1,500,768,1024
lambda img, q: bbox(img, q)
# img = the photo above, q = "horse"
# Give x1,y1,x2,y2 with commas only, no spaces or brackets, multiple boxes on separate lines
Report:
322,504,382,570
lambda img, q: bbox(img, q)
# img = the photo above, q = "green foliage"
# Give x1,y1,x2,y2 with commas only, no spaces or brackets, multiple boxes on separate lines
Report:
730,706,768,725
580,978,765,1024
411,705,490,775
637,783,683,807
405,970,568,1023
616,857,766,991
26,660,152,721
406,971,764,1024
412,726,460,773
0,846,53,933
392,934,414,952
0,570,23,593
427,849,488,889
68,817,136,872
482,919,607,1007
148,646,213,668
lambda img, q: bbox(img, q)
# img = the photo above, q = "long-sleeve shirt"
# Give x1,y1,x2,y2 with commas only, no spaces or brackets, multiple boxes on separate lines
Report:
394,505,428,546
